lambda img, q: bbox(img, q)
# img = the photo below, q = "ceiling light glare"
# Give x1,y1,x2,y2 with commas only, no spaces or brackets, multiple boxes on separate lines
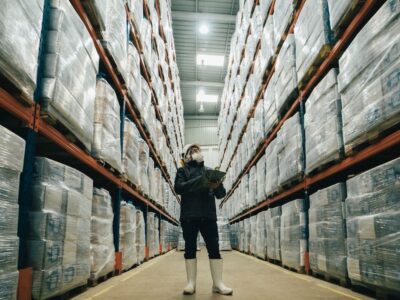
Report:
199,24,209,34
197,54,224,67
196,93,219,103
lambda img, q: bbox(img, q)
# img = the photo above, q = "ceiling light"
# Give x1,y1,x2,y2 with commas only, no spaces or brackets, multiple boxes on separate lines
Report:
196,93,219,103
199,103,205,112
199,24,209,34
197,54,225,67
198,89,205,96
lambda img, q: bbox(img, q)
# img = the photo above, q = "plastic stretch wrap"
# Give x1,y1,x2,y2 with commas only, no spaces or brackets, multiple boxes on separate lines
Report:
275,34,297,115
135,210,145,263
138,139,150,195
256,155,266,203
92,78,122,171
273,0,295,46
294,0,332,84
0,237,19,275
119,201,137,270
338,2,400,154
280,199,307,270
122,118,140,186
327,0,364,33
305,69,343,174
128,0,143,30
263,74,278,136
146,212,158,258
148,159,155,201
39,1,99,151
30,157,93,300
244,218,251,253
265,139,279,196
309,183,347,279
154,168,162,205
140,18,152,66
277,112,304,187
0,0,43,102
0,271,18,300
127,43,141,107
266,207,282,261
0,124,26,175
217,217,232,251
255,211,267,259
100,0,128,82
260,16,276,75
248,216,256,254
345,157,400,292
254,100,265,148
90,189,115,280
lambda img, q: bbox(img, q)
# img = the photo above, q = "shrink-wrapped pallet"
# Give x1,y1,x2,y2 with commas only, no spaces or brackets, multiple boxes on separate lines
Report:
266,207,282,261
263,74,278,137
255,211,267,259
260,16,276,74
92,78,122,172
265,139,279,196
249,216,257,255
305,69,343,174
277,112,304,187
148,159,155,201
217,217,232,251
0,0,43,102
122,118,140,186
119,201,137,270
275,34,297,115
256,155,266,203
147,212,157,258
90,189,115,280
273,0,296,46
309,183,347,280
248,166,257,209
338,2,400,154
135,209,146,263
138,139,150,195
30,157,93,299
140,18,152,66
345,157,400,292
0,271,19,299
127,44,142,108
254,100,265,148
39,1,99,151
294,0,332,84
327,0,364,34
280,199,307,271
128,0,143,30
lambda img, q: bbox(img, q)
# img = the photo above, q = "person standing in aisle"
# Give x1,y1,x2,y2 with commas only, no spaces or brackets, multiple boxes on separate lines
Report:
174,144,233,296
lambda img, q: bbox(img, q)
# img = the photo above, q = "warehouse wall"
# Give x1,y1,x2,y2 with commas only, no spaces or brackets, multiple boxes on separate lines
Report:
184,118,218,146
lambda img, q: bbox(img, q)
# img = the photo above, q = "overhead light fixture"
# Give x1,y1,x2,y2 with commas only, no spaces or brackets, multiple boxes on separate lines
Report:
196,93,219,103
199,24,209,34
199,103,205,112
197,54,225,67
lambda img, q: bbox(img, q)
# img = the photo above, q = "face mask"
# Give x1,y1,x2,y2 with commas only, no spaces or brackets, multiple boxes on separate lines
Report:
191,152,204,163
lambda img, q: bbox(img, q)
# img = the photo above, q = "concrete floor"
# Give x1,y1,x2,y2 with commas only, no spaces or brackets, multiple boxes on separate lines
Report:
73,249,374,300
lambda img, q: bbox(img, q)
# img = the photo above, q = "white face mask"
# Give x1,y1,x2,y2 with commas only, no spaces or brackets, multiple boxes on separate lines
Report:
191,152,204,163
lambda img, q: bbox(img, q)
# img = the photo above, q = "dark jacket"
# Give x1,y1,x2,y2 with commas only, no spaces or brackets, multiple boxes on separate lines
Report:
174,161,226,221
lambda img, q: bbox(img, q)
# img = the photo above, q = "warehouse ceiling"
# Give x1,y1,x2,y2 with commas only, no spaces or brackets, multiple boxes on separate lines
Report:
171,0,239,117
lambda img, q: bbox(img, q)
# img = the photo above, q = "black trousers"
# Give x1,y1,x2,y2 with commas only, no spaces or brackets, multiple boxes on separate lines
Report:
181,218,221,259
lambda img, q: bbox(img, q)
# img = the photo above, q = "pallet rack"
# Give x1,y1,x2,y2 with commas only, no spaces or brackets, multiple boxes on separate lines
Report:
219,0,399,211
0,1,184,299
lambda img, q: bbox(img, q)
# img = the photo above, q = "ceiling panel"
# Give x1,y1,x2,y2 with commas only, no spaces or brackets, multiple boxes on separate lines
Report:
171,0,239,118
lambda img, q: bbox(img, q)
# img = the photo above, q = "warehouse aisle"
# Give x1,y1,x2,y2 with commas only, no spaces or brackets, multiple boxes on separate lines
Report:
73,249,372,300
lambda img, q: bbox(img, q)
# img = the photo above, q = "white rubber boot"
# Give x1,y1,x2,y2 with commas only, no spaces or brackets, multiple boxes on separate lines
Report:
209,259,233,295
183,259,197,295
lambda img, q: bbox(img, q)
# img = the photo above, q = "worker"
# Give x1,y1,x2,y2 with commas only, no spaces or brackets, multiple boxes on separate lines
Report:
174,144,233,296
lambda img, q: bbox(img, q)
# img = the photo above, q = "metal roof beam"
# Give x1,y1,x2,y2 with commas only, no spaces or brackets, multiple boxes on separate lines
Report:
181,81,224,88
172,11,236,23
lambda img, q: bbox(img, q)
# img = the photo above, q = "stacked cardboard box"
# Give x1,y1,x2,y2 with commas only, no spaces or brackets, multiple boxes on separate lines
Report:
0,125,26,299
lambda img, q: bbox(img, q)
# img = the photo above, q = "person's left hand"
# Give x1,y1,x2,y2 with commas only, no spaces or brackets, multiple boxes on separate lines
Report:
209,180,222,189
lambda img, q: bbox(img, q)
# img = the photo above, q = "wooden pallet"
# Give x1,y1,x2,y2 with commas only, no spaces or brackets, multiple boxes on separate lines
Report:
266,257,282,266
53,283,88,300
101,42,128,87
298,44,333,90
0,73,35,107
96,158,123,176
311,270,350,288
306,151,344,177
277,88,299,119
345,121,400,156
282,264,305,274
41,113,91,154
88,271,115,287
279,172,305,191
332,0,366,39
351,282,400,300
